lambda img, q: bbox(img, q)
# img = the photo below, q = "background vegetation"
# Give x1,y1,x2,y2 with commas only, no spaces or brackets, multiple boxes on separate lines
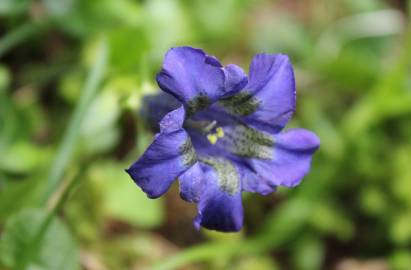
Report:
1,0,411,269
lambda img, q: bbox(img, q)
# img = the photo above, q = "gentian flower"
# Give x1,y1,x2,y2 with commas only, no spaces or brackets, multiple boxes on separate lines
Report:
127,47,320,232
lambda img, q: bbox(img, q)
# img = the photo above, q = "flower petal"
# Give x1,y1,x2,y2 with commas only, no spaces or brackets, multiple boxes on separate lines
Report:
179,162,205,203
223,64,248,95
126,129,196,198
194,158,244,232
204,123,277,194
235,160,275,195
126,107,196,198
244,128,320,191
218,54,295,133
159,105,186,133
156,47,226,114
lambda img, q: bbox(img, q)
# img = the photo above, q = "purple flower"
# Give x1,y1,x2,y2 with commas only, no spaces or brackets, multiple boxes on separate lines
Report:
126,47,320,232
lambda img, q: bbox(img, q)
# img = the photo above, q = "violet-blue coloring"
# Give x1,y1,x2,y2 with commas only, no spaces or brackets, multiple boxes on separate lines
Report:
126,47,320,232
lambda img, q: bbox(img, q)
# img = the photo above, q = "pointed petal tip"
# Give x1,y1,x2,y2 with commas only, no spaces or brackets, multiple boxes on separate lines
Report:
159,105,186,133
205,55,223,67
301,129,321,150
279,128,321,152
146,192,162,199
125,169,163,198
201,221,243,232
179,191,199,203
193,215,243,232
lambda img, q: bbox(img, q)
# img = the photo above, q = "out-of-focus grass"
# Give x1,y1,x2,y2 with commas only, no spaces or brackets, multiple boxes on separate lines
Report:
0,0,411,269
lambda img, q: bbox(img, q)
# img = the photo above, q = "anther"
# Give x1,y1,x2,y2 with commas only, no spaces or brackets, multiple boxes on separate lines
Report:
207,134,218,144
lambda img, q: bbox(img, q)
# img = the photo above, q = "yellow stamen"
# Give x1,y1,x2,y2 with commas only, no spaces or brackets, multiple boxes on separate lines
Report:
216,127,224,138
207,134,218,144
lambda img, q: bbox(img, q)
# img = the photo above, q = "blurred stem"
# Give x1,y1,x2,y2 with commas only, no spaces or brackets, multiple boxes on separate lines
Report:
0,21,49,58
17,168,83,270
148,237,269,270
149,232,301,270
150,197,312,270
40,38,108,205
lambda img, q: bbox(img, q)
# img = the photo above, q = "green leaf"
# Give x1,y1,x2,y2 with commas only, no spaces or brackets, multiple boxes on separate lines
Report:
0,142,51,174
0,208,80,270
106,27,148,74
0,177,43,222
89,162,164,228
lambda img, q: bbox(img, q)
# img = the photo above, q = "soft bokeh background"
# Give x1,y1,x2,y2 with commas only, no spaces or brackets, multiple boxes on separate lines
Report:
1,0,411,269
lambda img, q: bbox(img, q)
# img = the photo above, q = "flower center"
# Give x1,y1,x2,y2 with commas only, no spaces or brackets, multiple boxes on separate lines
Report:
207,127,224,145
184,119,225,145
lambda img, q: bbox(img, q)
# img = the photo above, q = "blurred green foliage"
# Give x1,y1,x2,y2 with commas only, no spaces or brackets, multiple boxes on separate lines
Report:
0,0,411,269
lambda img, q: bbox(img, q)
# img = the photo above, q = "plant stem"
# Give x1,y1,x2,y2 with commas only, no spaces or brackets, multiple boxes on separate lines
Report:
17,168,83,270
40,38,108,205
147,237,268,270
16,37,108,270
